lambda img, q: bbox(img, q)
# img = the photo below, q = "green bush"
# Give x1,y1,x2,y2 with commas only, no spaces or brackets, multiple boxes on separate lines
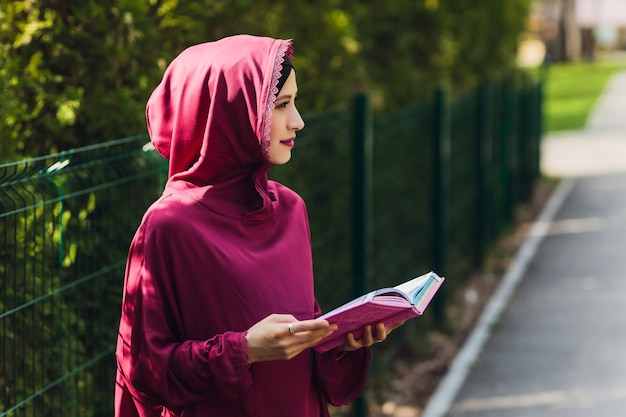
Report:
1,0,531,160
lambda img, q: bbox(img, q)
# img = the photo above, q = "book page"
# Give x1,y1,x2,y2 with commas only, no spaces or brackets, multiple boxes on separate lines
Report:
373,287,411,301
393,272,431,296
372,295,412,307
413,277,443,311
319,291,375,318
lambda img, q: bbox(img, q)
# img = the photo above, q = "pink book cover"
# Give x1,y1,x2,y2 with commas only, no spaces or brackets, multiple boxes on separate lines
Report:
314,272,445,353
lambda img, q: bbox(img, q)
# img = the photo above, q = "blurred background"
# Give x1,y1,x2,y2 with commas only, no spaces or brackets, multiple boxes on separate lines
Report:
1,0,625,161
1,1,625,417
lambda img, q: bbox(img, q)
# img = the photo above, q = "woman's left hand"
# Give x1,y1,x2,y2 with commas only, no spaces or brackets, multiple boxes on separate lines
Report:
337,320,406,352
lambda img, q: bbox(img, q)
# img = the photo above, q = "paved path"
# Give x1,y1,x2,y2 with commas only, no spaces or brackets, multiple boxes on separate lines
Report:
420,70,626,417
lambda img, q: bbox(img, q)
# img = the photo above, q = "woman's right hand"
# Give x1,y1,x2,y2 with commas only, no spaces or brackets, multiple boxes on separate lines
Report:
245,314,337,364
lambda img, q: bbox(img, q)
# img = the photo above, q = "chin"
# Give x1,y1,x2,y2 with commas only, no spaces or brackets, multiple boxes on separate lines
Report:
269,154,292,165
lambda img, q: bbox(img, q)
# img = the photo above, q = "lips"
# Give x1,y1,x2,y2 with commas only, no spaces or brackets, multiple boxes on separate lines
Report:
280,138,295,148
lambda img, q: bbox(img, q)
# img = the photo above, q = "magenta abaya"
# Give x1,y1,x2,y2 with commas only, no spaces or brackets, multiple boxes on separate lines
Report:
114,35,370,417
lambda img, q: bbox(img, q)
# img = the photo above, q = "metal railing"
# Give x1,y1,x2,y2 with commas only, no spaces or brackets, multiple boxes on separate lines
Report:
1,75,542,416
1,136,166,416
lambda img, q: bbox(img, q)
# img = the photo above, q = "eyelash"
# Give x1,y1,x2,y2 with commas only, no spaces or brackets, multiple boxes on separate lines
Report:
275,95,299,109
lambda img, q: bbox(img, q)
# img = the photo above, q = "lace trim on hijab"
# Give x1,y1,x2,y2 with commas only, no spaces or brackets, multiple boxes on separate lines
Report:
261,39,294,162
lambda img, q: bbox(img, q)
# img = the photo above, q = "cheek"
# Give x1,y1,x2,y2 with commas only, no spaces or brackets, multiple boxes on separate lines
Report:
269,112,284,140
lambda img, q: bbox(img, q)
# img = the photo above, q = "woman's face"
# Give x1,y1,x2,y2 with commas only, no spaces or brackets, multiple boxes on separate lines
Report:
268,69,305,165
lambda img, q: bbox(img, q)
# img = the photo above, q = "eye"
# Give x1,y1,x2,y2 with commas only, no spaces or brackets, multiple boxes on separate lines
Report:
275,100,289,109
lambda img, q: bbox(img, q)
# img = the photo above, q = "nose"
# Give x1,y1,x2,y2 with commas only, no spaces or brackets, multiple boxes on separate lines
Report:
290,108,305,132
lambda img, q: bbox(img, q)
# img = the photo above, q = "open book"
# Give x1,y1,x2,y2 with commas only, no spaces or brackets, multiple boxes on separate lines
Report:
314,271,445,352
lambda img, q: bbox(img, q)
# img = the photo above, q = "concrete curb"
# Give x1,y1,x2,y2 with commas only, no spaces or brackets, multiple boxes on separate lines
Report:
419,178,576,417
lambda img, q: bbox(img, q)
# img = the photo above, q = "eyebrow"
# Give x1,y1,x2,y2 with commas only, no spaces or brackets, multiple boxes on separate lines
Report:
276,92,298,101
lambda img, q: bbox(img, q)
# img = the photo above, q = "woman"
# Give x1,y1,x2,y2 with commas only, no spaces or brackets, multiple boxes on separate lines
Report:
115,35,395,417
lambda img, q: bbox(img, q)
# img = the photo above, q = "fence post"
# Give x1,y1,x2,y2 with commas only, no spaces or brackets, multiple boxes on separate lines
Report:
500,77,514,227
432,87,450,327
474,80,492,268
534,79,544,180
518,81,532,201
351,91,372,417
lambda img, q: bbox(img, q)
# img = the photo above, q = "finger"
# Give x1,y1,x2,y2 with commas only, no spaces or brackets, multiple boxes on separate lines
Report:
368,325,379,345
284,320,312,336
289,331,336,352
288,319,334,335
285,321,335,348
357,324,374,347
345,332,361,349
387,320,406,333
374,322,387,342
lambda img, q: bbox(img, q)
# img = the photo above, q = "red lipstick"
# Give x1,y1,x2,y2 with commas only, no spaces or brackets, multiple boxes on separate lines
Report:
280,138,295,148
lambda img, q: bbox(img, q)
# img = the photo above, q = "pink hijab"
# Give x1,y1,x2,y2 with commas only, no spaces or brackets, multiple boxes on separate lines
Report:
146,35,292,204
146,35,293,177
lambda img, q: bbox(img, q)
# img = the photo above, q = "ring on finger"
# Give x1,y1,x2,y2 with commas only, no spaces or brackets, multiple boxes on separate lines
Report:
288,323,295,335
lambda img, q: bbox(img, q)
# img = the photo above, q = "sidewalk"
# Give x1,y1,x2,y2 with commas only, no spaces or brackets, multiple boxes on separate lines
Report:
420,70,626,417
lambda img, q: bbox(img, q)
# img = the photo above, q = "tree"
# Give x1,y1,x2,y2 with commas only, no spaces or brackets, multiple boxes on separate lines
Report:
0,1,161,160
0,0,532,157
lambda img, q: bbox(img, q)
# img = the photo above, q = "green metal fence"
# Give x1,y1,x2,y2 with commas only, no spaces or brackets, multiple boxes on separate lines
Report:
1,75,542,416
1,137,167,416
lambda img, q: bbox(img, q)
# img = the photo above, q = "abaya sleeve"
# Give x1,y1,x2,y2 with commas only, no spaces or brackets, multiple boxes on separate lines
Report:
311,302,371,406
116,208,254,416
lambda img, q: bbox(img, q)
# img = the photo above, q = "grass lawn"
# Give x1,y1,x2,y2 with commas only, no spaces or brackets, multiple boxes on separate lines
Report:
542,60,626,132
